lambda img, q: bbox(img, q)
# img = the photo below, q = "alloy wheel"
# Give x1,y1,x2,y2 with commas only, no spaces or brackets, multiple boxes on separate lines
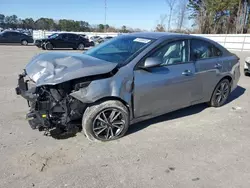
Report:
78,43,85,50
215,81,230,105
92,108,126,140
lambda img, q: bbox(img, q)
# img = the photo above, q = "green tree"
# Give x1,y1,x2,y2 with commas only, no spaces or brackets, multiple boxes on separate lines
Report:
98,24,105,32
188,0,247,34
22,18,35,29
35,18,56,30
4,15,18,28
0,14,5,27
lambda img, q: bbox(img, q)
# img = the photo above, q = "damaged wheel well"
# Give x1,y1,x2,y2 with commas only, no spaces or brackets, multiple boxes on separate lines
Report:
92,96,131,115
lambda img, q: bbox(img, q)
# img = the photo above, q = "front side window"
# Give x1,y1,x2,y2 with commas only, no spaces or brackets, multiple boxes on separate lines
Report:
148,40,188,66
85,36,154,64
58,34,68,40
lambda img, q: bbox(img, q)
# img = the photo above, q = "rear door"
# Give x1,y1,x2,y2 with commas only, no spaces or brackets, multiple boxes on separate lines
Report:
2,32,13,43
190,39,224,101
67,34,78,48
133,39,201,118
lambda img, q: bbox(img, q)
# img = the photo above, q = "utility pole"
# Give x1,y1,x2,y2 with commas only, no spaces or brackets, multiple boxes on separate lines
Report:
104,0,107,33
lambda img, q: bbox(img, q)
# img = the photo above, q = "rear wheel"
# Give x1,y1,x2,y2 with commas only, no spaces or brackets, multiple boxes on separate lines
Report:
21,40,28,45
208,79,231,107
45,42,53,50
81,100,129,141
78,43,85,50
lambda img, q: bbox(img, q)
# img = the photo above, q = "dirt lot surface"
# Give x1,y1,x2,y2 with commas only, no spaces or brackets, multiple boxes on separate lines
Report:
0,46,249,188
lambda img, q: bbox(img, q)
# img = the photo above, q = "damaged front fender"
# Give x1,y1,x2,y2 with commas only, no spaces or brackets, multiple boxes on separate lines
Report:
70,70,134,113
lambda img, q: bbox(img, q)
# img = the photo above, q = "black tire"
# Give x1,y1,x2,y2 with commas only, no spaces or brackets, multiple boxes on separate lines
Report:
78,43,85,50
45,42,53,50
208,79,231,107
244,71,250,76
81,100,129,142
21,40,28,45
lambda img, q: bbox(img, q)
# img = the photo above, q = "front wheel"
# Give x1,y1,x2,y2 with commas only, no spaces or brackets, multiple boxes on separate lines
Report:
81,100,129,141
44,42,53,50
208,79,231,107
21,40,28,45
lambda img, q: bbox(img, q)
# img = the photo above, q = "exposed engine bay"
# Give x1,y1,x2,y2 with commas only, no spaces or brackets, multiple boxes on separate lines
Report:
16,71,91,135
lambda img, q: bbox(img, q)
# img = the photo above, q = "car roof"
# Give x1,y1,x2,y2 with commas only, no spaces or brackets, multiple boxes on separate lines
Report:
128,32,185,39
127,32,214,41
3,30,20,33
128,32,224,46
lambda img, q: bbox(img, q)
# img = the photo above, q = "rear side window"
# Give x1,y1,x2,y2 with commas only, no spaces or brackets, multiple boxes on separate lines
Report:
68,34,78,40
191,39,222,61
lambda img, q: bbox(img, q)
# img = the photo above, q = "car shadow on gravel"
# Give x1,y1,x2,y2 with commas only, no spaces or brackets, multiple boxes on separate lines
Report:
127,86,245,136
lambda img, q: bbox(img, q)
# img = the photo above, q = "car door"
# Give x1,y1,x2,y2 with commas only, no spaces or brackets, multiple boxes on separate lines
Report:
11,32,22,43
1,32,12,43
54,34,69,48
190,39,223,101
133,39,201,118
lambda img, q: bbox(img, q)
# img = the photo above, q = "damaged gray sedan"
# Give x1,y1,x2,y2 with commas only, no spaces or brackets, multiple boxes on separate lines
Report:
16,32,240,141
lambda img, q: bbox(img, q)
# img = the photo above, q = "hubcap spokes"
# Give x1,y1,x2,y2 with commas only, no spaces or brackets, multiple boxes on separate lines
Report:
215,82,229,104
93,109,125,140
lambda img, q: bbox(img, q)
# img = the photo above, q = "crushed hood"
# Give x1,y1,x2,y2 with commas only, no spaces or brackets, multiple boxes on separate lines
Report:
25,52,118,86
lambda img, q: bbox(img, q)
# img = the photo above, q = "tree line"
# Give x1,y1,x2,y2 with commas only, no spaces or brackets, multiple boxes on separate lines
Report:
0,14,142,33
154,0,250,34
188,0,250,34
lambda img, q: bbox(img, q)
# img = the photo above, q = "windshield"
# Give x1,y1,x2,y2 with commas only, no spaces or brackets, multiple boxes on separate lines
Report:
48,33,59,38
85,35,154,64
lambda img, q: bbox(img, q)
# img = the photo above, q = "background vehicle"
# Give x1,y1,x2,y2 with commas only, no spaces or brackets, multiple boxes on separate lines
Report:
98,36,114,43
89,36,102,43
244,57,250,76
0,30,33,45
16,33,240,142
35,33,93,50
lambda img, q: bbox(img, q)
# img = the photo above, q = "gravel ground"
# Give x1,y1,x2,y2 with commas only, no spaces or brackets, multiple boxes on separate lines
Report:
0,46,249,188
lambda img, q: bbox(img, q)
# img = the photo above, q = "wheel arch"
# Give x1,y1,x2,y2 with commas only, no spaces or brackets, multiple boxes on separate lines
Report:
209,75,233,101
91,96,131,116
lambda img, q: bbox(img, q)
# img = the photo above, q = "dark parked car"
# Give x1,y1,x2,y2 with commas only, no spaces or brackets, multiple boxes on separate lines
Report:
0,31,34,45
16,32,240,141
35,33,94,50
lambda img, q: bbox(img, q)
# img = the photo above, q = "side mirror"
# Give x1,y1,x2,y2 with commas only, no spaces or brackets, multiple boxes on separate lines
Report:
143,57,162,69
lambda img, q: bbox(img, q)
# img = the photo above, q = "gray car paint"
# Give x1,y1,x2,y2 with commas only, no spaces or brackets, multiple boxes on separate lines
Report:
25,52,118,86
24,32,241,124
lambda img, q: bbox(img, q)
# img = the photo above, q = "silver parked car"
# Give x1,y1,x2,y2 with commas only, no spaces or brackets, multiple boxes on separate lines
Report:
16,32,241,141
244,57,250,76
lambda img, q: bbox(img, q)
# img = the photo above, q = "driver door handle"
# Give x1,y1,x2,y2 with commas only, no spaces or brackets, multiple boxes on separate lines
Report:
214,63,222,69
182,70,193,76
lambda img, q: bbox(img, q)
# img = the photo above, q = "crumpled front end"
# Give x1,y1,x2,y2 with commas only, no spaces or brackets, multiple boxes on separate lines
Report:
15,70,87,133
15,52,123,135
